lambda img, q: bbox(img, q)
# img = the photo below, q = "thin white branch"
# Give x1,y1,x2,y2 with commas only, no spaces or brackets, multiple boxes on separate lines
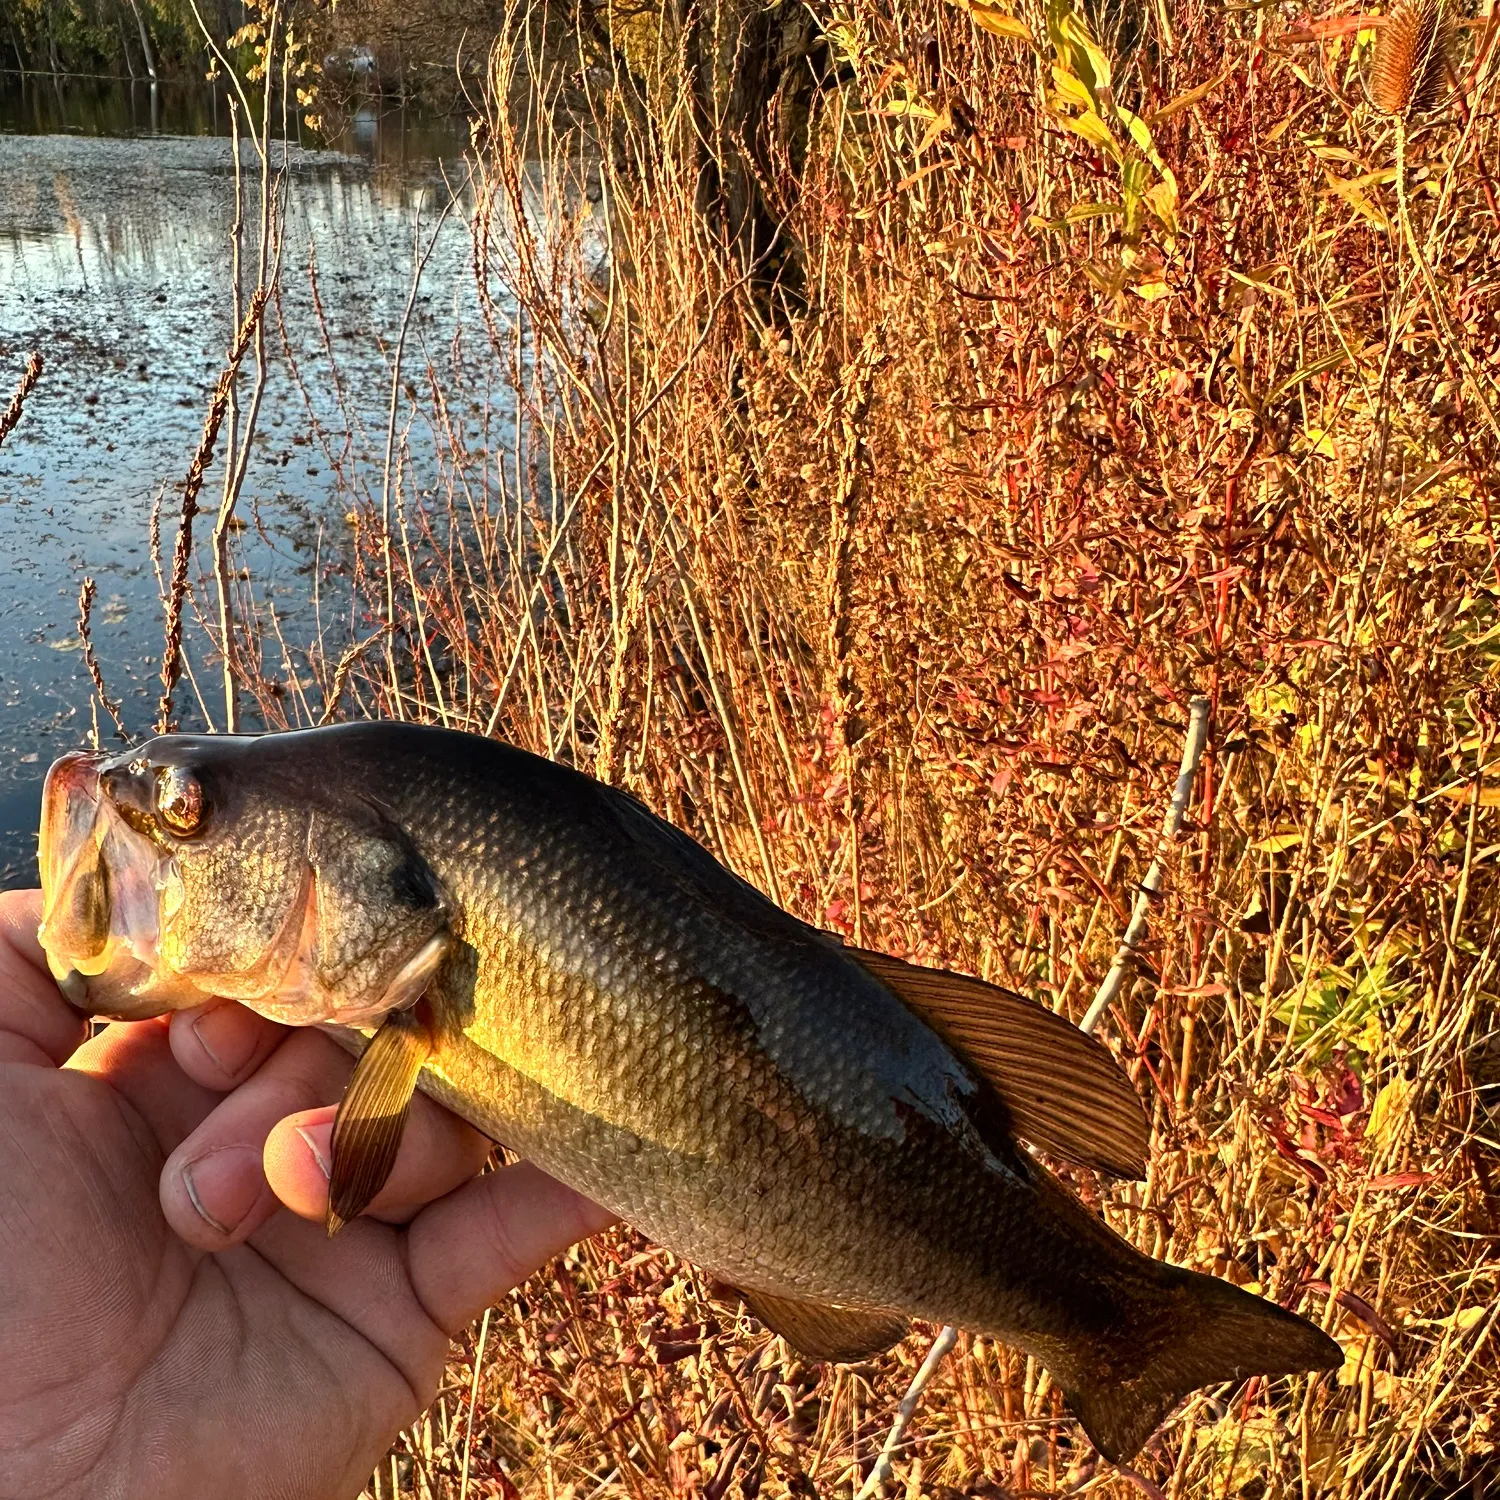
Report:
1080,695,1212,1038
857,697,1212,1496
854,1324,959,1500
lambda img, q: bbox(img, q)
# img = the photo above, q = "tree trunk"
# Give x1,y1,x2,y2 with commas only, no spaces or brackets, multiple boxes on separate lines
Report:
601,0,816,293
124,0,156,80
118,5,137,78
45,0,61,74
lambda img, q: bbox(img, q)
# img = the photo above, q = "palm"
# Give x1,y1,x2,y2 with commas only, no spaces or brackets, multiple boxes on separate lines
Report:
0,891,612,1500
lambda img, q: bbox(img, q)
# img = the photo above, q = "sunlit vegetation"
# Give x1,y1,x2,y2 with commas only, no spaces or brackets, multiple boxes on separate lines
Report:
43,0,1500,1489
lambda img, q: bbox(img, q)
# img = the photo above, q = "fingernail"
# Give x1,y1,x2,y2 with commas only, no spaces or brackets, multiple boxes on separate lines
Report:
191,1004,257,1080
182,1146,266,1236
296,1124,333,1181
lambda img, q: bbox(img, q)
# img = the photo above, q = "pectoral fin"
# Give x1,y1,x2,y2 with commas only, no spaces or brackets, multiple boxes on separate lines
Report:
327,1005,433,1234
735,1287,908,1363
851,947,1150,1178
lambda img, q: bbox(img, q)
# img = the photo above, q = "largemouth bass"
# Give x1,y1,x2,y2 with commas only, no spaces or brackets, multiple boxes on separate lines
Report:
36,722,1339,1461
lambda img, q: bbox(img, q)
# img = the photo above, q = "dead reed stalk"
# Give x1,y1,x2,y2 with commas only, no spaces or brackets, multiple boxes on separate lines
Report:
155,287,268,734
76,578,130,743
0,351,42,452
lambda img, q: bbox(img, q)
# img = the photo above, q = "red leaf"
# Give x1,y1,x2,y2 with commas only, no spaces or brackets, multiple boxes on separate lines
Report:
1366,1171,1433,1190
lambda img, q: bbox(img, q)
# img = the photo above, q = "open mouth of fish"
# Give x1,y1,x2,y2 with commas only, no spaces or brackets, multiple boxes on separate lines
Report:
38,743,451,1028
37,751,207,1019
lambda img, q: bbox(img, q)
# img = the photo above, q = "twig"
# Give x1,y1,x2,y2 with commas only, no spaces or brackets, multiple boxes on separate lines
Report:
155,287,268,733
0,351,42,451
854,1325,958,1500
857,698,1213,1497
826,331,887,947
77,578,130,743
1080,696,1213,1038
852,702,1212,1500
380,195,455,712
457,1305,493,1500
1392,117,1500,448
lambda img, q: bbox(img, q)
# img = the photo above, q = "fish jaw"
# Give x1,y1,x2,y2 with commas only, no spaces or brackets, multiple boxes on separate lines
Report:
37,750,211,1019
38,736,457,1029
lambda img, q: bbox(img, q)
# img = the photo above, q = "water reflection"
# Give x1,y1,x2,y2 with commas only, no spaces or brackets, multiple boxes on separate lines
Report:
0,78,482,884
0,69,467,165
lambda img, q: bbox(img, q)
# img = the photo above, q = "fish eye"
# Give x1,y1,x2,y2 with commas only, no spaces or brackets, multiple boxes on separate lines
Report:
155,767,206,836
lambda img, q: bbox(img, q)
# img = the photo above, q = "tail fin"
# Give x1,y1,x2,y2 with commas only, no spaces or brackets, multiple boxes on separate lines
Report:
1061,1268,1342,1463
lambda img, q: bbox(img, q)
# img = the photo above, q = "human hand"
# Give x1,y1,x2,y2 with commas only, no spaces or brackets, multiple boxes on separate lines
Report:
0,887,615,1500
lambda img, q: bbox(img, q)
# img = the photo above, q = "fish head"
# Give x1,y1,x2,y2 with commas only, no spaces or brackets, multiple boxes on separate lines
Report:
38,733,452,1027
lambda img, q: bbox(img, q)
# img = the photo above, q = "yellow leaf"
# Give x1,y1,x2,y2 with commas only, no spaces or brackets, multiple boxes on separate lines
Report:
1060,106,1122,160
914,107,953,154
1255,830,1302,852
1337,1334,1374,1386
1120,108,1170,173
881,93,939,120
1365,1077,1413,1149
977,10,1036,39
1050,64,1096,111
1146,67,1233,126
1301,426,1339,459
949,0,1036,42
1322,170,1391,231
1133,279,1172,300
1145,171,1179,232
1435,779,1500,806
1046,0,1112,97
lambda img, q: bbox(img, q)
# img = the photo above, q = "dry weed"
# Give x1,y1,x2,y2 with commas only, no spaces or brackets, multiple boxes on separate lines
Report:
151,0,1500,1492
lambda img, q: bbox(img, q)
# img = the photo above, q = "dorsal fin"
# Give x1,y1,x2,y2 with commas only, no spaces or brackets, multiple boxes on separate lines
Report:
850,948,1150,1178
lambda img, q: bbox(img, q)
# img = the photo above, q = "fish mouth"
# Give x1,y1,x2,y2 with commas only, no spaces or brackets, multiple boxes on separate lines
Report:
37,750,209,1020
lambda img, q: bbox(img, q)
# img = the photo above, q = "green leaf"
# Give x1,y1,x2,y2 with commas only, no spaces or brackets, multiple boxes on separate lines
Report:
1264,347,1354,405
1063,200,1126,222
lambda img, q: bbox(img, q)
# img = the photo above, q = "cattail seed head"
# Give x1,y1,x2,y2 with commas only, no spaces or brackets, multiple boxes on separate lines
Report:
1370,0,1453,117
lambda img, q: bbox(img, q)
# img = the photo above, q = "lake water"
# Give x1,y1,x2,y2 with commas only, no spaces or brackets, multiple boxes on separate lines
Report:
0,75,477,885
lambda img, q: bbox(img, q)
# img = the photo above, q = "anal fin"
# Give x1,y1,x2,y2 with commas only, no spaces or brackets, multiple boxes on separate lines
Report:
327,1005,433,1234
734,1287,908,1363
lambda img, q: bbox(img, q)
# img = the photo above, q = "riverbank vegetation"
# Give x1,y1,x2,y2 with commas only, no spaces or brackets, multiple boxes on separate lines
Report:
42,0,1500,1490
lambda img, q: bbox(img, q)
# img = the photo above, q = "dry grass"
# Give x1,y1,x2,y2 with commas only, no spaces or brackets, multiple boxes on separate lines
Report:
147,0,1500,1492
0,350,43,451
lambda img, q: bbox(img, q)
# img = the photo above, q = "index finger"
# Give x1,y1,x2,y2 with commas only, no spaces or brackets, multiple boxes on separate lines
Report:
0,888,87,1067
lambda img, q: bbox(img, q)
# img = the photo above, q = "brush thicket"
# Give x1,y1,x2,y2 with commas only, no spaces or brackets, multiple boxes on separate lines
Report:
162,0,1500,1490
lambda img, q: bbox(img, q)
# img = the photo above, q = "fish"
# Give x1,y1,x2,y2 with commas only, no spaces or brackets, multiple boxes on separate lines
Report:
36,721,1341,1462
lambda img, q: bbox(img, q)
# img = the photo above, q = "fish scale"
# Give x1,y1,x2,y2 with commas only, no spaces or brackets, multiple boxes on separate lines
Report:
36,720,1343,1462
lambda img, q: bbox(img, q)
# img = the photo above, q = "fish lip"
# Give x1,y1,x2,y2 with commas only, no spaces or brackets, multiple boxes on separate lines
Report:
38,750,106,907
38,748,181,1021
44,750,107,807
